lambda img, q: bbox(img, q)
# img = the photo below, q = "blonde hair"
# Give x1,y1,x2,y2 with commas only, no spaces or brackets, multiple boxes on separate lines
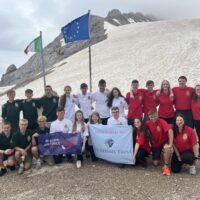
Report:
72,110,85,133
19,118,28,125
37,115,47,122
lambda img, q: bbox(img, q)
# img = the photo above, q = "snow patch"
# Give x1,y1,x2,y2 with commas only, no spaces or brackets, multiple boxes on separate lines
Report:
128,18,135,23
113,19,121,25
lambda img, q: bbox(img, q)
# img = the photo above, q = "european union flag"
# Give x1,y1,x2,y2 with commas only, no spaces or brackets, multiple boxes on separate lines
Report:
61,13,90,43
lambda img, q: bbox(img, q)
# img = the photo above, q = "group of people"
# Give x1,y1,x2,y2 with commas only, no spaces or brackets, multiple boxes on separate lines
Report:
0,76,200,177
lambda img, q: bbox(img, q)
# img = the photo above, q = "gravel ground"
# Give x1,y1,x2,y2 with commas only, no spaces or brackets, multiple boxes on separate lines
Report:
1,158,200,200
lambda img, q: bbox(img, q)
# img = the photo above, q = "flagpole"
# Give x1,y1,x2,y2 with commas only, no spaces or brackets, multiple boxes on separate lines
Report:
40,31,47,90
88,10,92,92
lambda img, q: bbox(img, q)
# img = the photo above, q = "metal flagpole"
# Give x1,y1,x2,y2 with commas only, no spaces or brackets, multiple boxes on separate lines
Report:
88,10,92,92
40,31,47,90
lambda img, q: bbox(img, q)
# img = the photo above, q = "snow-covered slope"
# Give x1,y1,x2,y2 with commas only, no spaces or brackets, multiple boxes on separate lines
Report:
1,19,200,109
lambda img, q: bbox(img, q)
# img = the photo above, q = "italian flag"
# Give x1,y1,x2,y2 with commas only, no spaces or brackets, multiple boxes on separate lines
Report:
24,36,42,54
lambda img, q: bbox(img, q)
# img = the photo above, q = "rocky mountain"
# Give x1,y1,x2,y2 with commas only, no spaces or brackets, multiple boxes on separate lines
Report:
0,9,156,87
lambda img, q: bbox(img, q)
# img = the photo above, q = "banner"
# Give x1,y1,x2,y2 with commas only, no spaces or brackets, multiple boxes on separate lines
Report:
38,132,81,156
90,125,134,164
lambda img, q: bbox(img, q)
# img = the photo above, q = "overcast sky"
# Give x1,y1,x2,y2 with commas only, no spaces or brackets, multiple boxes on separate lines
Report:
0,0,200,75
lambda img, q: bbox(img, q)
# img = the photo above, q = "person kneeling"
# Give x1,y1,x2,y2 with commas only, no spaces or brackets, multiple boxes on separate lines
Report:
31,116,54,169
171,114,199,175
146,109,174,176
12,119,33,175
133,118,151,168
0,122,15,176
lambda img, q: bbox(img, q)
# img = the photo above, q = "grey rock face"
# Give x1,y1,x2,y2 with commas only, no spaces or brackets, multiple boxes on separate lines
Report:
0,10,156,87
6,64,17,74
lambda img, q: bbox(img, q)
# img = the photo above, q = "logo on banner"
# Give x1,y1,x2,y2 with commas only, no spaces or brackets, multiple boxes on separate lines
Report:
105,139,114,148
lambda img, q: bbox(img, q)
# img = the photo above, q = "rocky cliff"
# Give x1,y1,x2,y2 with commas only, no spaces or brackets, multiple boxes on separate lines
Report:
1,9,156,87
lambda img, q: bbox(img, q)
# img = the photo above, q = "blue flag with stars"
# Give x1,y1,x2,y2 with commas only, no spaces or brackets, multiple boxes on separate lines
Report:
61,13,90,43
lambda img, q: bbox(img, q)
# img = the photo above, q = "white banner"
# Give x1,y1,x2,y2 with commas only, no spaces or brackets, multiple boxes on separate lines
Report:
90,125,133,164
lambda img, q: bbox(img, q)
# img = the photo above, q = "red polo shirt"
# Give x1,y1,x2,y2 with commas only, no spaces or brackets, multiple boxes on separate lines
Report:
172,86,194,110
135,129,151,153
191,97,200,120
157,93,175,118
126,91,144,119
173,125,197,154
146,119,170,148
139,89,158,115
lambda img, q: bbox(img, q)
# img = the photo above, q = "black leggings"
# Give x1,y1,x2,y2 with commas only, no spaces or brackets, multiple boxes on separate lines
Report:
171,151,194,173
194,120,200,146
136,149,149,162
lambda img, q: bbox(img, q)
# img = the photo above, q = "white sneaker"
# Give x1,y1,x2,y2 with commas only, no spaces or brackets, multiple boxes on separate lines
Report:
36,159,42,170
189,165,196,175
18,166,24,175
76,160,82,169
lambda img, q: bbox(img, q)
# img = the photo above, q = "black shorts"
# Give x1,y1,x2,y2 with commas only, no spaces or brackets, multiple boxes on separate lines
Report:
160,117,175,125
151,145,164,160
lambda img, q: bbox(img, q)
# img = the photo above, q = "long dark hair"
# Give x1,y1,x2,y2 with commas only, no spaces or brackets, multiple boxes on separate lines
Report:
174,113,185,138
133,118,152,145
192,84,200,102
107,87,124,108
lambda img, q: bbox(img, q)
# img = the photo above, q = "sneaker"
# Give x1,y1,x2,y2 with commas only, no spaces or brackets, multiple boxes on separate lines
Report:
76,160,82,169
189,165,196,175
162,166,171,176
18,166,24,175
36,159,42,170
0,168,7,176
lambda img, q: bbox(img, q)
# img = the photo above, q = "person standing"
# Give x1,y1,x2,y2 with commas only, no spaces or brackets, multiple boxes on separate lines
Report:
172,76,194,128
191,84,200,148
140,80,158,122
59,85,77,121
92,79,110,125
156,80,175,125
107,87,128,117
77,83,93,123
39,85,59,125
126,80,144,125
2,89,22,132
21,89,41,130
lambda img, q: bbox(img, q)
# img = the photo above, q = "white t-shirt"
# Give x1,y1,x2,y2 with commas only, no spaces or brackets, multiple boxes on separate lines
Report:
77,92,92,119
92,90,110,118
74,122,89,140
64,95,77,121
50,118,72,133
111,97,128,117
107,116,128,125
